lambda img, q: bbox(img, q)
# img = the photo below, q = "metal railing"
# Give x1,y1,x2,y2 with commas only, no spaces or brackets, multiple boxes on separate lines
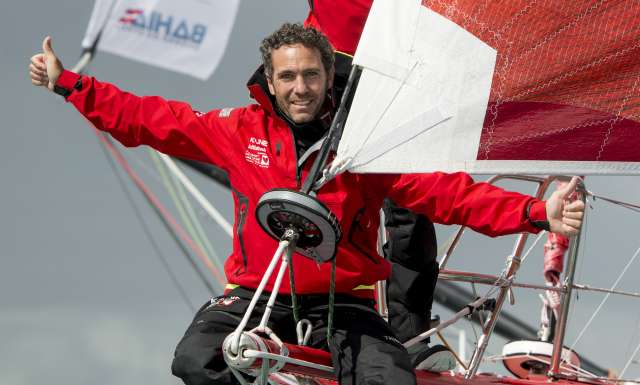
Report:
435,175,585,379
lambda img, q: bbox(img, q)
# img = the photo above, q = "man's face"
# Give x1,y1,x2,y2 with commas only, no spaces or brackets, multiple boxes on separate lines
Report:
267,43,334,124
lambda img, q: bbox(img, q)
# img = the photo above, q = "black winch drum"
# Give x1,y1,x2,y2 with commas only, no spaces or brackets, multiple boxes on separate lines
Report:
256,189,341,263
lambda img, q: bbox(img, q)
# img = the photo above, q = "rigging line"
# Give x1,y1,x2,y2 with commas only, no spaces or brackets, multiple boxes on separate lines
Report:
166,156,226,274
620,337,640,378
465,280,500,347
129,149,165,185
96,134,197,312
91,127,225,289
588,192,640,214
624,310,640,370
519,230,546,265
570,244,640,352
150,150,198,235
123,148,228,273
122,149,224,276
158,153,233,237
149,150,225,277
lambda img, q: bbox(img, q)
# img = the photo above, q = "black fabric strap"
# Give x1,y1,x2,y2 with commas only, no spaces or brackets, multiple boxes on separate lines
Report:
53,77,82,98
526,201,550,231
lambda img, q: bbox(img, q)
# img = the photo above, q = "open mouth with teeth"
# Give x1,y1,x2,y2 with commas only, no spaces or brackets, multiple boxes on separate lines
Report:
292,100,313,107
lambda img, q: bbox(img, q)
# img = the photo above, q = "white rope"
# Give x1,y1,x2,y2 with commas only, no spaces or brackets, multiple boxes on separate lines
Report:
120,149,226,275
519,230,546,265
158,153,233,237
156,151,226,273
570,244,640,352
243,350,334,373
620,338,640,378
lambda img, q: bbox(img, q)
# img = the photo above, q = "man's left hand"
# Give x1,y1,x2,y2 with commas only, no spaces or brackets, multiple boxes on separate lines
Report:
546,176,585,237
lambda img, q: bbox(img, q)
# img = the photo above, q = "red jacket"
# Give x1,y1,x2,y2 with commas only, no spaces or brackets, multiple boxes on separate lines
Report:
56,69,546,298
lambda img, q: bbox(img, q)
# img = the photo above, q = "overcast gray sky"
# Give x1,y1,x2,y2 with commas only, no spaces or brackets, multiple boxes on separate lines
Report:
2,1,639,384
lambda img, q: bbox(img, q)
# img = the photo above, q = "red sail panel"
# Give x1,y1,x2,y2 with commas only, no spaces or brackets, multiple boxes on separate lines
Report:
423,0,640,162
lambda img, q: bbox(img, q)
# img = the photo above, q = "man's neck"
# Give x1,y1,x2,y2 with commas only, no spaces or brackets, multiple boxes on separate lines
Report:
277,107,329,159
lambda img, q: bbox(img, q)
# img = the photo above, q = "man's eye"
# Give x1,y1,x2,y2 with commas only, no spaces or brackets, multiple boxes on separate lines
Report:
305,72,320,79
279,73,295,81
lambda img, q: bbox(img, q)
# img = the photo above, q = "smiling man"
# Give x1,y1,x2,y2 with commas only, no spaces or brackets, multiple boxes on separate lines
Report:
30,23,584,385
264,45,333,123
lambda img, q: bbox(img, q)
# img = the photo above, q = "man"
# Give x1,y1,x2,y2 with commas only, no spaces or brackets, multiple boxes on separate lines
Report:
30,24,584,385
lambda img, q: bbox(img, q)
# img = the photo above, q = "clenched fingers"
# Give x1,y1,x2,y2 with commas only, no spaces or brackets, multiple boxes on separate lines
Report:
562,217,582,229
30,67,48,82
564,199,584,210
30,71,48,86
560,224,580,237
30,54,49,86
562,209,583,220
31,54,46,70
30,63,47,77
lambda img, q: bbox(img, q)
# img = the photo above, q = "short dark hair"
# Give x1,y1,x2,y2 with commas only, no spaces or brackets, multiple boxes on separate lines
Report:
260,23,335,78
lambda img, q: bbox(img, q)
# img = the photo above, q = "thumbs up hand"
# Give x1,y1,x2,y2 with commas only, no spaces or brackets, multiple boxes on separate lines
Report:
29,36,64,91
546,176,585,237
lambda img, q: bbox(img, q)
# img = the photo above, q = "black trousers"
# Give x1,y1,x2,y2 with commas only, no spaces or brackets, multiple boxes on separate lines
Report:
383,199,439,343
172,287,415,385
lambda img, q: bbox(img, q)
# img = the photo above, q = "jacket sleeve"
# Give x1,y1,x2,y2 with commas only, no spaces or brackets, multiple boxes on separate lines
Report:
386,172,547,237
58,70,235,170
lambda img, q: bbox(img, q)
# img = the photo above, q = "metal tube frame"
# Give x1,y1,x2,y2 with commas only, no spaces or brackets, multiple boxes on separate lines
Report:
464,175,551,377
548,181,586,378
404,295,492,347
458,175,582,378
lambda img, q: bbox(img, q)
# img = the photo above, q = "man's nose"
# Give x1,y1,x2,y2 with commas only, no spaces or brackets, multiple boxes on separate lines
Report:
293,75,308,94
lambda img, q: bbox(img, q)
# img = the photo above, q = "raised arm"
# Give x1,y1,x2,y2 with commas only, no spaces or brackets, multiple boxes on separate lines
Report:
387,172,584,238
29,37,235,168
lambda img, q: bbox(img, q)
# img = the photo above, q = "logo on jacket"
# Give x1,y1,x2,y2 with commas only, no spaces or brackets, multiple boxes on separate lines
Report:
207,295,241,309
245,137,270,168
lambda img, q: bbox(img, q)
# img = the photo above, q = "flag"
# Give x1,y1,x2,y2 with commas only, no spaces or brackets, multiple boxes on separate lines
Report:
81,0,240,80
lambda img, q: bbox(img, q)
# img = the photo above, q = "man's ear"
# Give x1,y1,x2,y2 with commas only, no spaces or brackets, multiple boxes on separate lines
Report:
267,75,276,95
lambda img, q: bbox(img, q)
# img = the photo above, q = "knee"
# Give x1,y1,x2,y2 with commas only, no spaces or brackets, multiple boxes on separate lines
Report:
357,341,415,385
172,354,212,385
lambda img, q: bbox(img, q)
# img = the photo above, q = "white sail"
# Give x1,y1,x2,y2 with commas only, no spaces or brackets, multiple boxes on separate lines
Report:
334,0,496,175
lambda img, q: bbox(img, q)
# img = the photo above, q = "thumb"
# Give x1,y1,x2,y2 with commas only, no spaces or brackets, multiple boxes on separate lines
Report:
43,36,55,57
556,176,580,200
41,36,63,90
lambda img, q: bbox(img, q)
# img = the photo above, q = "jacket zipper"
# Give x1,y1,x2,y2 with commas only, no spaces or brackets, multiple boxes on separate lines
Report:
284,125,326,188
232,188,249,269
349,207,379,264
284,126,302,187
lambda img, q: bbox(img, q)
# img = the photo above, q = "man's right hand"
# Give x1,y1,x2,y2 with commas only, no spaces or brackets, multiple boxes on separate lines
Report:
29,36,64,92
